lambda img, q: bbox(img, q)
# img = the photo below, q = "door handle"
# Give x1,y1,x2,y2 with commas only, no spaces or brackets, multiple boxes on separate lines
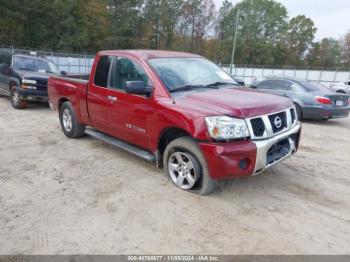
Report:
107,96,118,102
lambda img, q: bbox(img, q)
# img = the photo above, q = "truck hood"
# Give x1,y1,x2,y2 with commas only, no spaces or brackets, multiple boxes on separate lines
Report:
175,87,293,118
16,70,57,81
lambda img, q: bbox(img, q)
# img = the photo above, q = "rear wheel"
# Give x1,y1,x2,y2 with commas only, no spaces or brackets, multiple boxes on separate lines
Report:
163,137,218,195
59,102,85,138
10,86,27,109
336,90,346,94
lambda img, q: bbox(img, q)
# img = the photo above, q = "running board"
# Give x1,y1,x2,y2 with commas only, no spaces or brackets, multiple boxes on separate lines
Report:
84,128,156,162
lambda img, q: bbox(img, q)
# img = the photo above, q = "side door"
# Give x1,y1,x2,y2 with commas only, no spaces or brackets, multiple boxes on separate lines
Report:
0,52,12,94
106,56,153,150
87,55,114,133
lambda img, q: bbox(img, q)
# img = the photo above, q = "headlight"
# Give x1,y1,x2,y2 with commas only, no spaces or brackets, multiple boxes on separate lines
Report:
21,79,37,89
22,79,37,85
205,116,249,140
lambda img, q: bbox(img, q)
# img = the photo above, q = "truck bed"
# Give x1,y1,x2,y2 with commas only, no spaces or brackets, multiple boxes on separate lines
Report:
48,74,90,125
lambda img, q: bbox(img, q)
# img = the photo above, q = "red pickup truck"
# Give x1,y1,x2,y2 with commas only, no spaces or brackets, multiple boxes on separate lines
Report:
48,50,301,195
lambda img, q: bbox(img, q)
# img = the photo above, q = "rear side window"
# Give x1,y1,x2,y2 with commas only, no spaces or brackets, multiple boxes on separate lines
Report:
94,56,112,87
257,80,275,89
257,80,291,90
274,80,292,90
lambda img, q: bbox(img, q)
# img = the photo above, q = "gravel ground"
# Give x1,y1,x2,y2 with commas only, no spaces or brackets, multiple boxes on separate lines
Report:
0,97,349,255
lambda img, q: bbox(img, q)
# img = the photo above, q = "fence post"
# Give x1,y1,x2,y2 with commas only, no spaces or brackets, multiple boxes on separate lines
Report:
333,68,338,82
319,69,323,81
85,55,87,74
262,66,265,77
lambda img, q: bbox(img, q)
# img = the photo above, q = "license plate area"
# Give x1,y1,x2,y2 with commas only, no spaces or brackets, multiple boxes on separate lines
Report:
266,138,291,165
335,100,344,107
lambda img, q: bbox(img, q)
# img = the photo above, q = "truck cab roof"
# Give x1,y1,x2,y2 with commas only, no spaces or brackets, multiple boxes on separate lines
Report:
98,50,202,60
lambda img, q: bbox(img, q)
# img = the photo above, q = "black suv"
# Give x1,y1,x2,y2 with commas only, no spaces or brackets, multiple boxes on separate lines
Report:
0,51,65,109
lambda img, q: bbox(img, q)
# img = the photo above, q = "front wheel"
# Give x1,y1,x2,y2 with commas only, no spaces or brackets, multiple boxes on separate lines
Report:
59,102,85,138
10,87,27,109
163,137,218,195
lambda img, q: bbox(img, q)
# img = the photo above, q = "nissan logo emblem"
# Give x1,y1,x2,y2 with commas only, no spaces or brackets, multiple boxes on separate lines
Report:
274,116,282,129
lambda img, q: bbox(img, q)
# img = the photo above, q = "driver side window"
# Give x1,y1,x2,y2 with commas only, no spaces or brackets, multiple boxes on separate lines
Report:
109,57,149,91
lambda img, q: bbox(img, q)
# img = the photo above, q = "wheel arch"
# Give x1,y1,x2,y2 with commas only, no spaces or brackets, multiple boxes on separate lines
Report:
336,90,346,94
58,97,70,112
157,126,192,159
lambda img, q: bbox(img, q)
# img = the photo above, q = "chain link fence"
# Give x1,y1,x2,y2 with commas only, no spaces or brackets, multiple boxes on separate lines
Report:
2,47,350,84
222,64,350,85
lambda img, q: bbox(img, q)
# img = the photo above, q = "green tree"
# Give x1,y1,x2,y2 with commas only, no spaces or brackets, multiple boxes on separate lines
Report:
307,38,342,67
219,0,288,65
0,0,24,46
340,31,350,66
284,15,317,65
106,0,143,49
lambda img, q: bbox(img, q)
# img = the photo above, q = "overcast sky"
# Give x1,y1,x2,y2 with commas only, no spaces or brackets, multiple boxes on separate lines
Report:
214,0,350,40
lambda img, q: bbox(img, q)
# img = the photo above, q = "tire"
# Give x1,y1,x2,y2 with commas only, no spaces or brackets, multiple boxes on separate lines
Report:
336,90,346,94
59,102,85,138
10,86,27,109
163,137,218,195
294,103,302,120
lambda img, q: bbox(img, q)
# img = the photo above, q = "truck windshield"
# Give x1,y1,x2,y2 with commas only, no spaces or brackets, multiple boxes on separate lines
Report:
148,57,238,92
13,56,60,74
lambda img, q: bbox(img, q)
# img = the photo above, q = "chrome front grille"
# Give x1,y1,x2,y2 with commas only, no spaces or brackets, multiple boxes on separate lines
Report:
246,107,298,140
250,118,266,137
268,111,287,133
36,80,48,91
290,108,296,123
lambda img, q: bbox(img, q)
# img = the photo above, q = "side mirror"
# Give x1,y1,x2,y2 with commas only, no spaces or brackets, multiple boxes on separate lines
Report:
125,81,152,96
61,71,67,76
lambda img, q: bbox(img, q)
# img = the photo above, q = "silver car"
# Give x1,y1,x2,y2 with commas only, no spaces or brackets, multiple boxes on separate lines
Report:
252,77,350,120
327,82,350,95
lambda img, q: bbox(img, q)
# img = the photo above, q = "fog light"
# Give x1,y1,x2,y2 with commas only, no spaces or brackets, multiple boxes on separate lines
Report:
239,159,249,170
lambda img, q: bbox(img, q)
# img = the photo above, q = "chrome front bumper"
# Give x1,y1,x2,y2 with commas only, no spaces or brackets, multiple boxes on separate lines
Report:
253,123,301,175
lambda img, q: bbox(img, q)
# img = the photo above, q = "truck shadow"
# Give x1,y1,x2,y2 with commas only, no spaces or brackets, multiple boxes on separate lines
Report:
24,102,51,111
0,97,51,111
302,118,349,127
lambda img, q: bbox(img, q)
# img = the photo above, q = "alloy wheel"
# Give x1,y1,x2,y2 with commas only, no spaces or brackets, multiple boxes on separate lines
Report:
168,151,198,190
12,90,19,105
62,109,73,132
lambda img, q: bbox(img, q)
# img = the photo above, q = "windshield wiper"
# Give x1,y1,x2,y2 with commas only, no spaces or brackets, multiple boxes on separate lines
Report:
169,83,231,93
17,68,37,72
205,81,239,87
169,85,206,93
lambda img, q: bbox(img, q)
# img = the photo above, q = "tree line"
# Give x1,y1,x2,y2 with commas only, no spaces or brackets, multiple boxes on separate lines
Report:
1,0,349,67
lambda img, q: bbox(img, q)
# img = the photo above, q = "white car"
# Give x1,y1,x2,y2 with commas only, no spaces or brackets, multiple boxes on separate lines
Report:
326,82,350,94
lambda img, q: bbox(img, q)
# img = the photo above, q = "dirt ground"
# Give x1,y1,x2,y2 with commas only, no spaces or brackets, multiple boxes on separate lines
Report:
0,96,349,255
